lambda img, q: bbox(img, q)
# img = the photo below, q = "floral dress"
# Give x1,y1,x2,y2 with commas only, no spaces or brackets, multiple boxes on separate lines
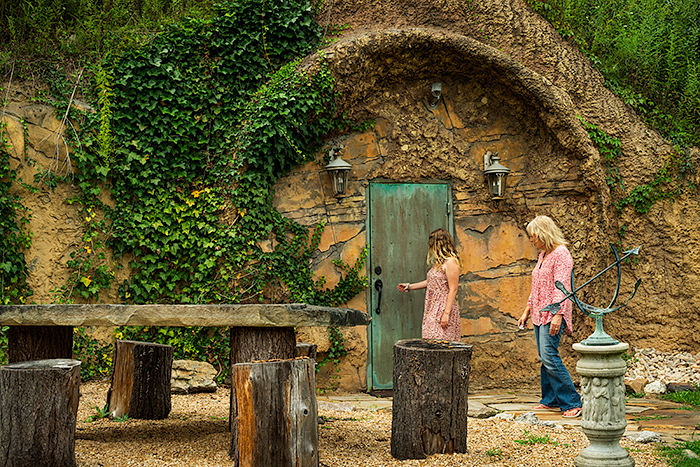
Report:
422,265,460,341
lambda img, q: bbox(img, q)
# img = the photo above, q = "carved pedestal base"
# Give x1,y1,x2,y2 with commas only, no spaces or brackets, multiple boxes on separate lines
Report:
573,342,635,467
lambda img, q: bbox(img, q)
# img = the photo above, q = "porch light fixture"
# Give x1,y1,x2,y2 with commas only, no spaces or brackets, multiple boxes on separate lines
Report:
325,148,352,198
483,151,511,207
429,82,442,109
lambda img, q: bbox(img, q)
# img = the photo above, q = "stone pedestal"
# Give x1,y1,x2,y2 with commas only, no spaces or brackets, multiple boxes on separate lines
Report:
573,342,634,467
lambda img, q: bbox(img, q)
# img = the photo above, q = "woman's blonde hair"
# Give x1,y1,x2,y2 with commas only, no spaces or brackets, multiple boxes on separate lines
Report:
427,228,461,269
526,215,568,251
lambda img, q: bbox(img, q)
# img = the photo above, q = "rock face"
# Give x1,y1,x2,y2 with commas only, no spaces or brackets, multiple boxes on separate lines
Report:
289,1,700,390
171,360,218,394
2,0,699,392
643,381,667,395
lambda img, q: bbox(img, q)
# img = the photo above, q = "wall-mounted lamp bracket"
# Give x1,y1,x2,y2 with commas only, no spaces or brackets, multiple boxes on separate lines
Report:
429,82,443,109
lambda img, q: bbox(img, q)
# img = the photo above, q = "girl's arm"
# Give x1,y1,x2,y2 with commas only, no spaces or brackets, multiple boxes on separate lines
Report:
441,258,460,327
397,280,427,292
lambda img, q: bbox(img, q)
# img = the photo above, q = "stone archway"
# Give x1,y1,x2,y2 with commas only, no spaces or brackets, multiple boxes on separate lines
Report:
306,28,603,183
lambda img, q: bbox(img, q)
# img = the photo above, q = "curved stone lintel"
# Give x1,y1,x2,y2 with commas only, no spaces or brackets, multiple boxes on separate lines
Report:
306,28,599,167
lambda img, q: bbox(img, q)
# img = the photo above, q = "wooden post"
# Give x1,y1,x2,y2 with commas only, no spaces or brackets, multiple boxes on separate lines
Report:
229,327,297,428
0,359,81,467
230,326,296,362
391,339,472,460
108,340,174,420
229,358,318,467
8,326,73,363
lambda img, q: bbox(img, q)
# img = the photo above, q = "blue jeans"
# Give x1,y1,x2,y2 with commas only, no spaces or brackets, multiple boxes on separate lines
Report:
533,323,581,411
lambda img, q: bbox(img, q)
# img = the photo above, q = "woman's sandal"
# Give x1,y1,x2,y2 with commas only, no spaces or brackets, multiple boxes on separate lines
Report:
562,407,582,418
531,404,558,411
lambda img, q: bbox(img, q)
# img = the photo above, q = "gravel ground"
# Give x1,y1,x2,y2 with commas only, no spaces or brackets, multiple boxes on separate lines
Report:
75,381,668,467
626,348,700,386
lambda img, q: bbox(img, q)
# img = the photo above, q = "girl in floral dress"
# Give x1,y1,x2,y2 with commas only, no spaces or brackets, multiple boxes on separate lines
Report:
397,228,461,342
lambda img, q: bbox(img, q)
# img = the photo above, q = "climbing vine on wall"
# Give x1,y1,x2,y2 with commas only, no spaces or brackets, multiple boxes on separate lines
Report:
578,116,624,194
56,0,367,309
580,116,696,215
0,108,32,305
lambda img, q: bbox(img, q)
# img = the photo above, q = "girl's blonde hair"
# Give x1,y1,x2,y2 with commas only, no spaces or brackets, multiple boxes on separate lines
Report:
427,228,461,269
526,215,568,251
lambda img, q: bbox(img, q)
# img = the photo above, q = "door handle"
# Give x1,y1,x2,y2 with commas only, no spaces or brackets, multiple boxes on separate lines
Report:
374,279,383,314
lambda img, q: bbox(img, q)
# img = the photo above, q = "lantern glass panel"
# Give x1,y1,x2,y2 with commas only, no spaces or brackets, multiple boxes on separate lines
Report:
331,169,350,197
489,173,508,198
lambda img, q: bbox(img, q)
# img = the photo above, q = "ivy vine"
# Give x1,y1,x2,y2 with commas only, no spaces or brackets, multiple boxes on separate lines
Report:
580,116,696,215
0,99,33,305
0,0,367,378
43,0,367,308
20,0,367,378
578,116,624,194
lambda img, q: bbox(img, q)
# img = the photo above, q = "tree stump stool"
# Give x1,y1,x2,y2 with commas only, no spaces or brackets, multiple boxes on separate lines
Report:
0,359,81,467
391,339,473,460
8,326,73,363
108,340,174,420
230,357,318,467
229,326,297,429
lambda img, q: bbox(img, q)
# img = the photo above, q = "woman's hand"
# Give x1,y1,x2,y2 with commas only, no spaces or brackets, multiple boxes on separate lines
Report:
518,307,530,329
441,310,450,328
397,283,410,292
549,314,563,335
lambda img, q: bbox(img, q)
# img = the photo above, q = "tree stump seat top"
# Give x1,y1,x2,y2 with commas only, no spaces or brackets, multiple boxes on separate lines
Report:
0,303,371,328
2,359,81,370
395,338,473,352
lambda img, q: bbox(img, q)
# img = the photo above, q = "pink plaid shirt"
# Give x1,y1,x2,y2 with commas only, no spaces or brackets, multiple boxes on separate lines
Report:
527,245,574,334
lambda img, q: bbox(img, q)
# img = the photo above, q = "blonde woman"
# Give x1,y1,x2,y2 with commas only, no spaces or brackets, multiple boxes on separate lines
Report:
397,228,461,341
518,215,582,418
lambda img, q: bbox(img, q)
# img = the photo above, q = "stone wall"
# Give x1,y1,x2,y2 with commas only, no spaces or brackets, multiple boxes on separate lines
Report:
281,1,700,390
273,71,597,389
2,84,129,304
3,0,700,392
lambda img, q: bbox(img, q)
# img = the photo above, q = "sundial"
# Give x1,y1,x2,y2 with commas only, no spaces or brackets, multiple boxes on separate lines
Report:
541,244,642,346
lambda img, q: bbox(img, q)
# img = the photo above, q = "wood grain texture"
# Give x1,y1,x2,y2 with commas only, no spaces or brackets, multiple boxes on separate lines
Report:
0,359,81,467
230,358,318,467
8,326,73,363
108,340,173,420
391,339,472,460
228,327,297,430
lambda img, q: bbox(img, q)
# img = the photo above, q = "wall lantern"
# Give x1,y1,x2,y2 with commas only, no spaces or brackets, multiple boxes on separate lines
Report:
325,148,352,198
483,151,510,206
429,82,443,109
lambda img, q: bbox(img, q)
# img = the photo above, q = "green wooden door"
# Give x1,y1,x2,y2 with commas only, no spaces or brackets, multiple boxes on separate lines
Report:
367,182,452,390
